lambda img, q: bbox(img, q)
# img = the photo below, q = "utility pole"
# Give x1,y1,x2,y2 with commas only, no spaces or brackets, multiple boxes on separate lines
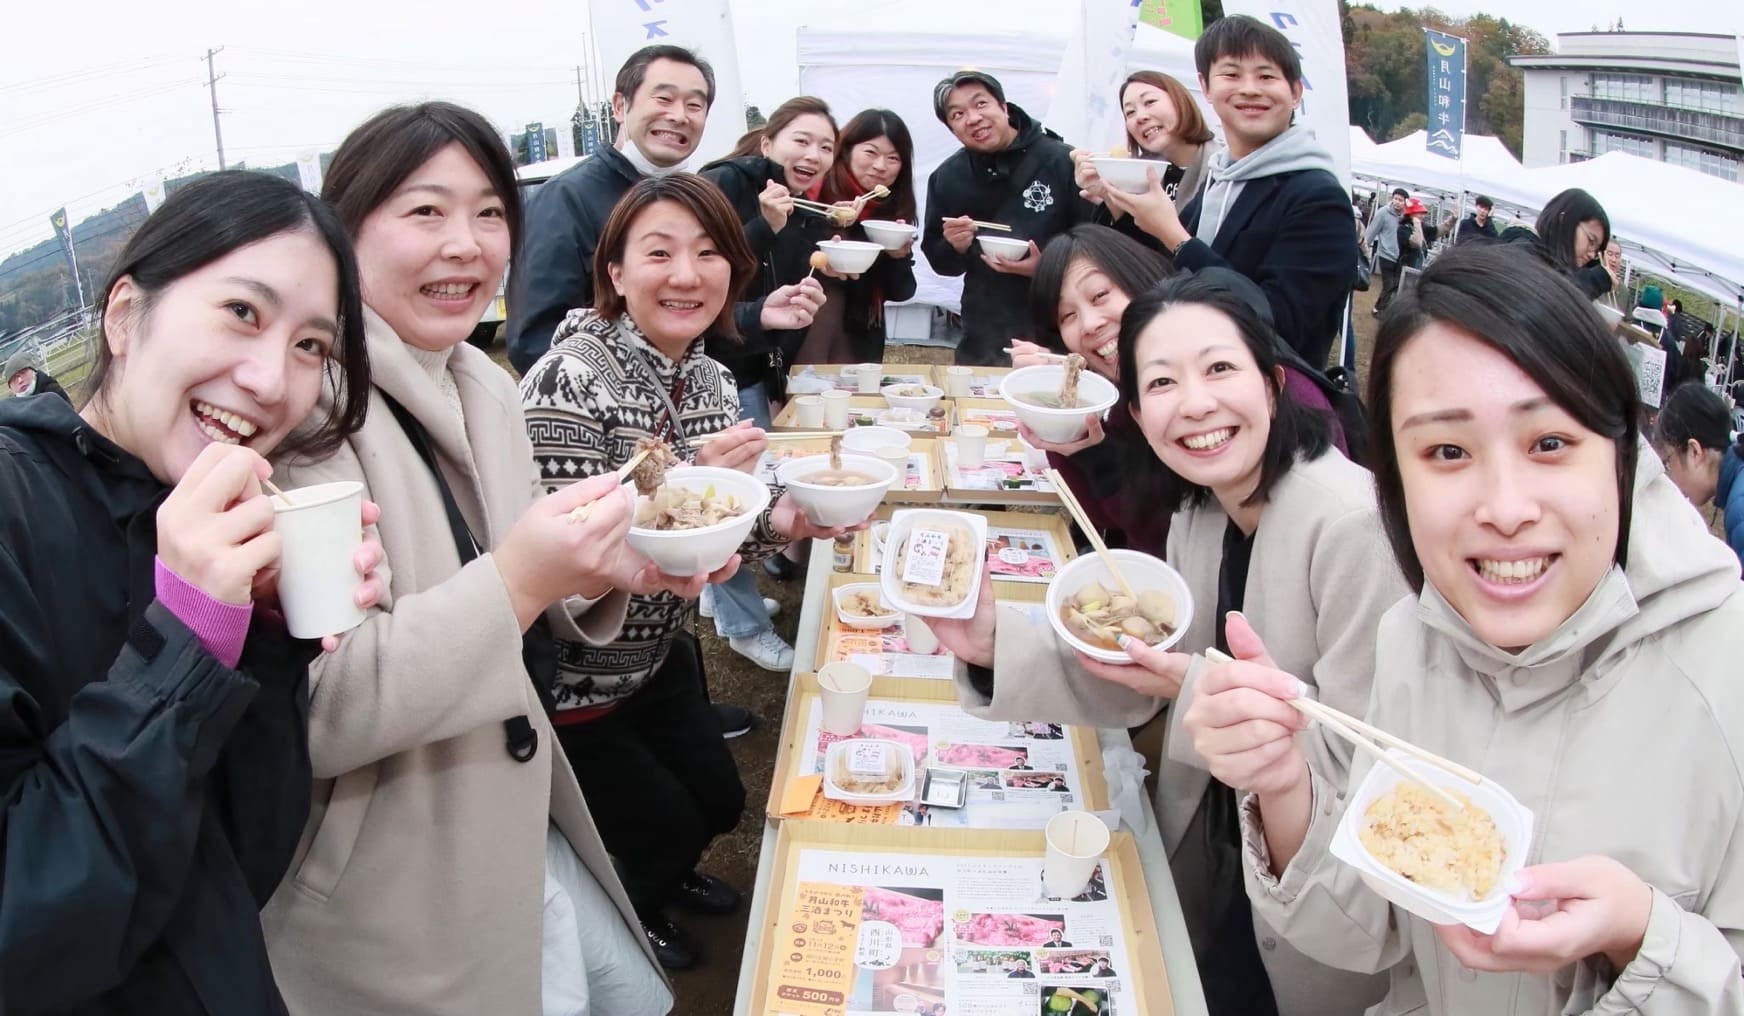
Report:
206,47,227,170
575,66,587,108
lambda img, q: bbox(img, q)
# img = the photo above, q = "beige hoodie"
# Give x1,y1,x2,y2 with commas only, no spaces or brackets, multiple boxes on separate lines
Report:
1242,451,1744,1014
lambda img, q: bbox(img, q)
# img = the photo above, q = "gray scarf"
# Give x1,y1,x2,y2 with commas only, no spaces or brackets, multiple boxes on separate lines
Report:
1195,124,1338,245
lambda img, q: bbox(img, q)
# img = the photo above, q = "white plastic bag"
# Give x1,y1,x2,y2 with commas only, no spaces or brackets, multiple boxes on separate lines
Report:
1100,746,1151,835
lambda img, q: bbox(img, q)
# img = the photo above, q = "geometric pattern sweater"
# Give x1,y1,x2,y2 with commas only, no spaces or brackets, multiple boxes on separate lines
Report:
520,309,787,710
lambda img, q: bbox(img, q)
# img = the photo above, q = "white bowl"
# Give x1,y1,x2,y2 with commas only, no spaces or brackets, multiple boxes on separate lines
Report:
822,739,916,805
626,466,772,577
860,219,917,251
977,235,1031,261
833,582,899,630
999,363,1120,444
817,239,884,274
840,426,912,454
876,408,934,432
1330,751,1534,934
1092,156,1164,194
1046,549,1194,664
776,452,898,527
881,383,943,416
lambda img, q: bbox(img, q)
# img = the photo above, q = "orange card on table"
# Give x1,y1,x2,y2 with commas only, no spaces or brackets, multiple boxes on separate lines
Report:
779,774,824,815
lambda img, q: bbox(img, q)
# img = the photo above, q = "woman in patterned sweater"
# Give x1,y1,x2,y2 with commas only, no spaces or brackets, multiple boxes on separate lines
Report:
520,172,856,970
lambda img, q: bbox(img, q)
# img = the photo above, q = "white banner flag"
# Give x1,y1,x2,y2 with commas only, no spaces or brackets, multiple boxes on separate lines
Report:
1046,0,1145,152
141,175,167,214
1220,0,1353,188
295,151,324,194
556,122,577,161
589,0,747,165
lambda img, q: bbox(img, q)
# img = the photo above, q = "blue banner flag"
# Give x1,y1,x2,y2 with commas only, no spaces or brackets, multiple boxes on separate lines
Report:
1424,29,1467,159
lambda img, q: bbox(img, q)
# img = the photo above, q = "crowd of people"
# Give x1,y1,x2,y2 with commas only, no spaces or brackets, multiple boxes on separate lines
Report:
1,11,1740,1016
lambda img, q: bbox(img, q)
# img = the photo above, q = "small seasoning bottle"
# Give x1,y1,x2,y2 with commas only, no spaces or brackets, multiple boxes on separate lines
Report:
832,534,856,572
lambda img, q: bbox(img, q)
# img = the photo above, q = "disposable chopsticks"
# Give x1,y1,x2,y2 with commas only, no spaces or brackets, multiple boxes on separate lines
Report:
1044,467,1136,600
1203,647,1478,808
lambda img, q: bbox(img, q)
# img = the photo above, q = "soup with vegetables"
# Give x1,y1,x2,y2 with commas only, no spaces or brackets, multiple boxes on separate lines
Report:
634,483,748,531
1058,581,1177,651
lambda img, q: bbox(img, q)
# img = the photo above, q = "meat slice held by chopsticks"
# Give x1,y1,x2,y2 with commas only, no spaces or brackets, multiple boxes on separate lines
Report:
1059,353,1086,409
629,436,680,496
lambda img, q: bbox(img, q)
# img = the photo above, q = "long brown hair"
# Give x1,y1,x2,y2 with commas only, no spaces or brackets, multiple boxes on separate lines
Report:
1119,71,1214,155
725,96,838,160
821,108,917,223
592,173,757,339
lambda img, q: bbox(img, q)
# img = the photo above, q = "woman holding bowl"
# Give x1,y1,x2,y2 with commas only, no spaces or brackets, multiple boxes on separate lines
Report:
521,172,862,971
932,272,1401,1016
265,102,674,1015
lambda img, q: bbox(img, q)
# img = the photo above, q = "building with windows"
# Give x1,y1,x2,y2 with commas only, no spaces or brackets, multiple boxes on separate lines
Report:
1511,32,1742,181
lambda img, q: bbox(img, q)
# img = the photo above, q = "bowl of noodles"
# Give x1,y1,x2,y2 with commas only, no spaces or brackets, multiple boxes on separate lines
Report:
1329,750,1534,933
626,465,771,577
999,361,1118,444
777,448,899,527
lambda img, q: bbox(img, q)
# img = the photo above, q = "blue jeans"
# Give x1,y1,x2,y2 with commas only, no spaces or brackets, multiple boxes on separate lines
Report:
704,383,775,639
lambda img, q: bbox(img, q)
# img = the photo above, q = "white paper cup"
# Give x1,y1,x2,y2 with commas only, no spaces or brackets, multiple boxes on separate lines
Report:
902,613,938,654
822,390,852,429
272,481,367,639
874,445,909,472
1043,810,1111,898
955,424,988,469
794,395,825,428
855,363,883,394
944,365,973,397
818,662,873,735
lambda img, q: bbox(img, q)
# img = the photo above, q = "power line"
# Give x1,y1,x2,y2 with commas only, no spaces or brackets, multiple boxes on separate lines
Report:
0,54,186,96
0,78,206,142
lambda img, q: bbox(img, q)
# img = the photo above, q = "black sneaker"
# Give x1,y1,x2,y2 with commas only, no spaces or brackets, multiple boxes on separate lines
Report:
763,554,798,582
676,870,744,916
715,703,755,739
642,918,699,970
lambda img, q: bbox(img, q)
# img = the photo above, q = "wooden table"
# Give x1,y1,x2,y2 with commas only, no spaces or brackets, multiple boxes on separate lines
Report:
730,538,1209,1016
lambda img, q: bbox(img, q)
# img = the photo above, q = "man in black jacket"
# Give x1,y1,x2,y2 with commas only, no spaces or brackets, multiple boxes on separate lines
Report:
921,71,1094,365
1098,16,1355,367
4,350,71,405
505,45,716,375
1455,194,1500,245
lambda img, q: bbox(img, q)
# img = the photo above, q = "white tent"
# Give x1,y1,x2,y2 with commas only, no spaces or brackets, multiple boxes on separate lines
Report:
1352,129,1525,205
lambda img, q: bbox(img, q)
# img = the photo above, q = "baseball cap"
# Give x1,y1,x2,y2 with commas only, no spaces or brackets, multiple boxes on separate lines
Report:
933,70,1006,122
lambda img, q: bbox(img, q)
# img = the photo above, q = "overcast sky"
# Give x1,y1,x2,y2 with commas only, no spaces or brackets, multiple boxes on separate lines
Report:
1,0,1733,260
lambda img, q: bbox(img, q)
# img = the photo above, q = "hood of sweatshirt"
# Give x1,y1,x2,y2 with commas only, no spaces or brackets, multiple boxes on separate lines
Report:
1195,124,1339,245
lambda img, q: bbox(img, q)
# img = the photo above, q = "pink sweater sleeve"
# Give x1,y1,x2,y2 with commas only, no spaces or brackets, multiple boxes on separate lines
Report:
153,558,253,669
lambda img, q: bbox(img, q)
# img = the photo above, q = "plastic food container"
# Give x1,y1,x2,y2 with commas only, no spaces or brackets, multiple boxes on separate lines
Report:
1330,750,1535,934
1092,156,1165,193
876,408,934,432
879,509,988,619
822,739,917,805
999,364,1119,444
1046,549,1194,664
776,452,898,528
626,466,771,576
833,582,899,630
860,219,917,251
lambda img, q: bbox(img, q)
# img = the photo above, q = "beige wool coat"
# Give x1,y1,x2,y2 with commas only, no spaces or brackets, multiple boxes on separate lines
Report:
1243,452,1744,1015
263,312,661,1014
954,449,1406,1016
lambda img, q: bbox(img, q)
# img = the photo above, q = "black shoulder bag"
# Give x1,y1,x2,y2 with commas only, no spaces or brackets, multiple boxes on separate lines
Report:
380,392,550,763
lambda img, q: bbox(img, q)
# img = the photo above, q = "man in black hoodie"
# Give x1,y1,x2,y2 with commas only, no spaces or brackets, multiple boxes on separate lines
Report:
506,45,716,375
922,71,1094,365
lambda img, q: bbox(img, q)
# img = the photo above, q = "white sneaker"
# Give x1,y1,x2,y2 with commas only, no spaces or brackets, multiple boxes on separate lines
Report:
728,630,795,672
699,594,780,621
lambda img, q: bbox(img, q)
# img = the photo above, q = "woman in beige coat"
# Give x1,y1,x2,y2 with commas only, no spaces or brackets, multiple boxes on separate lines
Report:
265,103,686,1015
1192,244,1744,1013
932,273,1404,1016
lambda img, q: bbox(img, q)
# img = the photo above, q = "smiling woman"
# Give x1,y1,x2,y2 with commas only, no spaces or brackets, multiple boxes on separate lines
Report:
1198,245,1744,1016
263,101,675,1016
0,170,377,1013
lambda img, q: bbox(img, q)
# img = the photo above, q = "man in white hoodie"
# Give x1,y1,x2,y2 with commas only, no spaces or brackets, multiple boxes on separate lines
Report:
1099,15,1356,368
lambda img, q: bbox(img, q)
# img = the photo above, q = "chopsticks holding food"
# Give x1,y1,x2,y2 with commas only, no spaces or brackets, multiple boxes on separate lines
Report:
1203,647,1479,809
1003,346,1068,363
971,220,1013,232
1045,467,1138,601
